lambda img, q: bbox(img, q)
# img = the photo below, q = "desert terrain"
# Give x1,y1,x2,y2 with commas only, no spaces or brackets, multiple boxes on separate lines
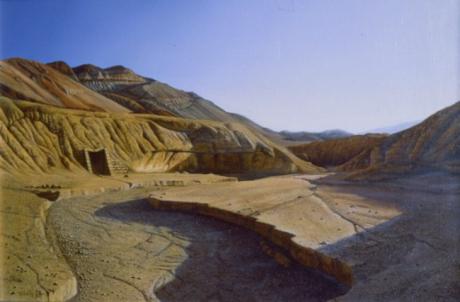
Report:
1,58,459,301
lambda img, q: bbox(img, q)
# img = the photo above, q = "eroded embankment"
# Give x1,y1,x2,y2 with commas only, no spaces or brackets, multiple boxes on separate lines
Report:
148,198,354,287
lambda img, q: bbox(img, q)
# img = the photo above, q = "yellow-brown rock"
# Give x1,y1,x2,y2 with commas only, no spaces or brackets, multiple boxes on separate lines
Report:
0,96,319,175
0,58,129,112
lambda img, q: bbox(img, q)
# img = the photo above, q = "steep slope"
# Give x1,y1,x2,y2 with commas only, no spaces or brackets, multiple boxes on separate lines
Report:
289,134,387,170
366,101,460,173
71,63,241,121
0,58,129,113
328,102,460,175
47,61,79,81
70,63,351,145
290,101,460,175
0,96,319,175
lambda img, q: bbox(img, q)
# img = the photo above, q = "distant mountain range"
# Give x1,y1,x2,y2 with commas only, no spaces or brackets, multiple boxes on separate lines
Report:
363,120,420,134
278,129,352,143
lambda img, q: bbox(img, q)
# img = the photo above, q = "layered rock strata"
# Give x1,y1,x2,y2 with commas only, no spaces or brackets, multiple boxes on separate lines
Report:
0,97,318,175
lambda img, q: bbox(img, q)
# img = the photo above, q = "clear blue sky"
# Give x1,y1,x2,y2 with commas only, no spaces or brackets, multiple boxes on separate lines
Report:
1,0,458,133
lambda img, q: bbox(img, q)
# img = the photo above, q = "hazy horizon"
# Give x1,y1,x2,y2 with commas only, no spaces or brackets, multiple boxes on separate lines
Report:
1,0,458,133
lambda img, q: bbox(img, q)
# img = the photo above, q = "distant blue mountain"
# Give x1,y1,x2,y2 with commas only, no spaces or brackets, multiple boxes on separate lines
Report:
279,129,353,142
364,120,420,134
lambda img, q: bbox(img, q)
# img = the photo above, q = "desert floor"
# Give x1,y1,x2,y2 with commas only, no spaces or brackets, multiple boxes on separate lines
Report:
1,171,459,301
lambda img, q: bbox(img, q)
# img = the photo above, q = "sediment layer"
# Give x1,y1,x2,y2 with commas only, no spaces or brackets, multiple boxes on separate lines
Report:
0,97,318,175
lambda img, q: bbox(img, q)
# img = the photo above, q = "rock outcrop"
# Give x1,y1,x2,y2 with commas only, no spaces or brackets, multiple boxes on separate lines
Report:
0,57,319,175
0,96,318,175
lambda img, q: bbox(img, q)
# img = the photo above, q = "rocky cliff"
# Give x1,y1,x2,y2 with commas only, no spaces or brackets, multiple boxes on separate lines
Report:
0,96,318,175
0,58,320,175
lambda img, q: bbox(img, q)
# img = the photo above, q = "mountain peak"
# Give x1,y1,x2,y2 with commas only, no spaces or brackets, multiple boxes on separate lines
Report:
72,63,146,85
47,61,78,80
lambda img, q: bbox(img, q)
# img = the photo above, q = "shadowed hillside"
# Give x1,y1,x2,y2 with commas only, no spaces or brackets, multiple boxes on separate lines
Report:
289,134,386,170
356,101,460,175
289,102,460,177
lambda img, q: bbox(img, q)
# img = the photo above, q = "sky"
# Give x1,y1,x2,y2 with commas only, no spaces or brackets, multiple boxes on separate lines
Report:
1,0,458,133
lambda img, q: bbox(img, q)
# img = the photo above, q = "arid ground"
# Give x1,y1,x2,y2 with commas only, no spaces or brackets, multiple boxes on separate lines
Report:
1,170,458,302
1,58,459,301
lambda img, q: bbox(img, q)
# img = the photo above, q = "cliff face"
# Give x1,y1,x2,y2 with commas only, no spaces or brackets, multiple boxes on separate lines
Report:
0,58,319,175
0,97,318,175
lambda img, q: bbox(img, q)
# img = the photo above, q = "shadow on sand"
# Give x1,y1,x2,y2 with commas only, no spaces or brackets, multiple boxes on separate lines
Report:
96,199,348,302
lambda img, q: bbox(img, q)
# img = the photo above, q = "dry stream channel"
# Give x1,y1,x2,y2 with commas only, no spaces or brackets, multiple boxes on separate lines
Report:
48,186,347,302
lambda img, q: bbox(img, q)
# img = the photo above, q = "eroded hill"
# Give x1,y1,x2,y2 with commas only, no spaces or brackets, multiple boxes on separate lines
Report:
289,102,460,177
0,58,129,113
0,96,318,175
288,134,386,170
368,101,460,173
0,58,320,176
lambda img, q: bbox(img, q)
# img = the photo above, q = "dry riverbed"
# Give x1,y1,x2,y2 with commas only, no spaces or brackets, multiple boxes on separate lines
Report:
1,171,459,301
